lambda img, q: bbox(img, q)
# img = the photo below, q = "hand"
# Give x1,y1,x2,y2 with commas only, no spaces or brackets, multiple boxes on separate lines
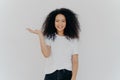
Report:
26,28,43,35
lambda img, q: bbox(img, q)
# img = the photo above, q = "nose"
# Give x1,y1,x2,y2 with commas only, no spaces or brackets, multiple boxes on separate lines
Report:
58,21,63,25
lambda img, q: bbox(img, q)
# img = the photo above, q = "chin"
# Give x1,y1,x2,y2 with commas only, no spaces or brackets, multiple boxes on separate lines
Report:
57,29,64,32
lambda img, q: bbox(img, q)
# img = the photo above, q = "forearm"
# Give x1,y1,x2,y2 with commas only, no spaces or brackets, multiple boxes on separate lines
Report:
38,34,50,57
72,62,78,80
71,55,79,80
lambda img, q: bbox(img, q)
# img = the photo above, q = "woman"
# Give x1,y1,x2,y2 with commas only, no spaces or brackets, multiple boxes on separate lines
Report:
27,8,80,80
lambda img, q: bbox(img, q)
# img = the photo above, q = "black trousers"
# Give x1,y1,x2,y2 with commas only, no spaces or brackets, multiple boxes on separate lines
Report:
44,69,72,80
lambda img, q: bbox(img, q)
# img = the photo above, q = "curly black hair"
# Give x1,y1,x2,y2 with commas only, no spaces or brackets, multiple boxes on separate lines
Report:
42,8,80,40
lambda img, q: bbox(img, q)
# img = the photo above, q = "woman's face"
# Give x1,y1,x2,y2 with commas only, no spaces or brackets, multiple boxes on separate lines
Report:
55,14,66,34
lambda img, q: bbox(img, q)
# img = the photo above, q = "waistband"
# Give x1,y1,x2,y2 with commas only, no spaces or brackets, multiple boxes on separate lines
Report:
53,69,72,74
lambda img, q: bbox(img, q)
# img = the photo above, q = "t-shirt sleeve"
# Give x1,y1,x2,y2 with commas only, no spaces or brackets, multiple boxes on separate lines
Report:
72,39,79,55
45,37,51,46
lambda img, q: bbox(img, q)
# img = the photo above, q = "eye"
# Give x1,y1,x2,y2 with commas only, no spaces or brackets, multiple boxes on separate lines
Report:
55,20,59,22
62,20,66,22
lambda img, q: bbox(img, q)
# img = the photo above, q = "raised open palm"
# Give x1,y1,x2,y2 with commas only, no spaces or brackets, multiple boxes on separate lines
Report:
26,28,43,35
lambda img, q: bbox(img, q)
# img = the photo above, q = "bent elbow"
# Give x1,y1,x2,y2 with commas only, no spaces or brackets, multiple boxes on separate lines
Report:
41,48,51,58
44,54,50,58
43,52,50,58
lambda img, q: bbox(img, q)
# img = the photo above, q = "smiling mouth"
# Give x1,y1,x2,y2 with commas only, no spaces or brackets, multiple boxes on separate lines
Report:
57,26,64,29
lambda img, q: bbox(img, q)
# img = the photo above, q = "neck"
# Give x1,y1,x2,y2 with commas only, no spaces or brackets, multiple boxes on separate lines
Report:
57,31,64,36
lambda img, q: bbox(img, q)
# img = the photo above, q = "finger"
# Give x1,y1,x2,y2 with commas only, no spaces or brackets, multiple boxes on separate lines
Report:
26,28,36,33
26,28,32,32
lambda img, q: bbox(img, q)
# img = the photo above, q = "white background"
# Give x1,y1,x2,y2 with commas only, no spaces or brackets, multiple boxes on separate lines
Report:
0,0,120,80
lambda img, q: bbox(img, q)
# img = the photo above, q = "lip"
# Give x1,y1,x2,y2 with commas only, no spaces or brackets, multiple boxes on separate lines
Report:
57,26,64,28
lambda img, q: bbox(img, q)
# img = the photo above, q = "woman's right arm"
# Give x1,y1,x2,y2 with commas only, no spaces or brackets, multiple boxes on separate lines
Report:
27,28,51,58
38,33,51,58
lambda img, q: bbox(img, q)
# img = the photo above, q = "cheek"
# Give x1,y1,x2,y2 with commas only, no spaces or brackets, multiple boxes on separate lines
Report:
63,23,66,27
55,22,58,27
64,23,66,26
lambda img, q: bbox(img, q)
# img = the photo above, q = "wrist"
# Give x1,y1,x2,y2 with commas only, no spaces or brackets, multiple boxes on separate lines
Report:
71,77,76,80
71,78,76,80
38,32,43,37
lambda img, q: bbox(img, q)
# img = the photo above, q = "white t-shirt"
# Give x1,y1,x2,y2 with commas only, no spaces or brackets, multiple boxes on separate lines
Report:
44,34,79,74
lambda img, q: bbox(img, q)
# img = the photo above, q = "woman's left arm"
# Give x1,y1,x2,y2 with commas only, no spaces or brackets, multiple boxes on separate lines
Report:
71,54,79,80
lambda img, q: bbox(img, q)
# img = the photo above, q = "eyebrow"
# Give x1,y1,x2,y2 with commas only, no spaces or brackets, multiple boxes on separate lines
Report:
55,18,66,20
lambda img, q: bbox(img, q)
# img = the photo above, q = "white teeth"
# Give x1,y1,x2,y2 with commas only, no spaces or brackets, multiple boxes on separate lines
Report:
58,26,63,28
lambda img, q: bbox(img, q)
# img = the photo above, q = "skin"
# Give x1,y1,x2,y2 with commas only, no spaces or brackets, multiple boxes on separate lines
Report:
27,14,78,80
55,14,66,36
